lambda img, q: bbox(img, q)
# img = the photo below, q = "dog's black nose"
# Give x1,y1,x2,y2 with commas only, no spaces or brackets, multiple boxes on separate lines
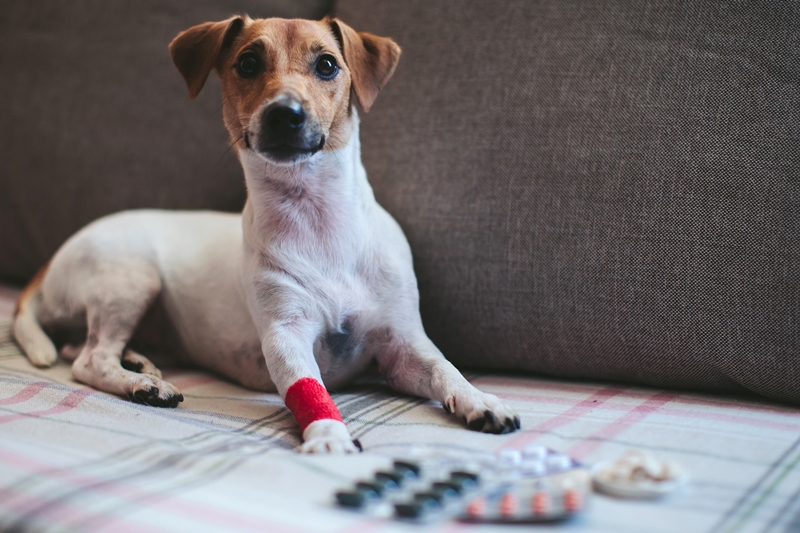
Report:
256,98,322,161
265,103,306,136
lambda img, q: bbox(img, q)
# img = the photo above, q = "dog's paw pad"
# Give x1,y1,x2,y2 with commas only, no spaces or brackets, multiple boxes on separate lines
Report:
146,392,184,408
121,350,163,378
130,386,158,404
466,411,519,434
468,410,494,431
455,392,521,434
121,359,144,373
128,379,183,408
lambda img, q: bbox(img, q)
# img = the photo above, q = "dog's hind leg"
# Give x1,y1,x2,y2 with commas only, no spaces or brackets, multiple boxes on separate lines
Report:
70,266,183,408
61,344,162,378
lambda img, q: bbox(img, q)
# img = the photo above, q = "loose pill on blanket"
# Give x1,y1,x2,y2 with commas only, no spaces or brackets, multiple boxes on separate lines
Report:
592,450,688,499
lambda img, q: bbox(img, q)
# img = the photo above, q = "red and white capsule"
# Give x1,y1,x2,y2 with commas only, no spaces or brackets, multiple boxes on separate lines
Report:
499,493,518,518
563,489,583,512
531,491,551,516
466,497,486,519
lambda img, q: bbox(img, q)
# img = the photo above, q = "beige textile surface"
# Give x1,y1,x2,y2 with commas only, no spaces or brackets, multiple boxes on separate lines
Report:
1,284,800,533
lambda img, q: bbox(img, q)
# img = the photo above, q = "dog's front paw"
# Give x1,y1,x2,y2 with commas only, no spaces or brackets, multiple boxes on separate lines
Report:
128,376,184,408
299,419,362,454
444,391,520,434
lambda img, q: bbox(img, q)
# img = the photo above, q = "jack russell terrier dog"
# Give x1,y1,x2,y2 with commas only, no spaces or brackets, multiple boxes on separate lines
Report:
13,15,520,453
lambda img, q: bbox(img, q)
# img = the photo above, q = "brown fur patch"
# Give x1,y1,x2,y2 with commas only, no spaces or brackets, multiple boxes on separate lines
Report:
216,18,354,152
170,16,400,156
326,18,401,113
169,16,246,100
15,262,49,318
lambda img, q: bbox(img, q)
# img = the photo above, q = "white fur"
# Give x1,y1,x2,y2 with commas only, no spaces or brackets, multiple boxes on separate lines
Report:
13,297,57,367
301,419,359,453
15,109,519,451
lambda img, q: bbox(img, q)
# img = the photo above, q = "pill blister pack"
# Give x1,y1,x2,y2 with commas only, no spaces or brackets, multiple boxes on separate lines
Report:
334,446,590,523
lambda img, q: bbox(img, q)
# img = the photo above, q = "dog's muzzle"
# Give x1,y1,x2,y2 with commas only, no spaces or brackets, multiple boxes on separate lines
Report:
254,98,325,163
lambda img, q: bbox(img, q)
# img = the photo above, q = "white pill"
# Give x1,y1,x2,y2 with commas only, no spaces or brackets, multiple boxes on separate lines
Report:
522,460,546,475
545,454,572,471
497,449,523,465
523,445,548,460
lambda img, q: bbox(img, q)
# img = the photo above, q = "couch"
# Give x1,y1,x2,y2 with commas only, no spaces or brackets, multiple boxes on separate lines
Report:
1,1,799,532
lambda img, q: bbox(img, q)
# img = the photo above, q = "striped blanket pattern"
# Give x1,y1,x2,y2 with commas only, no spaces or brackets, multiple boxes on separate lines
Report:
1,284,799,533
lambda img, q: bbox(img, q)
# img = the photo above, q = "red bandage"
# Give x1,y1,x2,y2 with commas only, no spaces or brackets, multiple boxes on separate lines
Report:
284,377,343,432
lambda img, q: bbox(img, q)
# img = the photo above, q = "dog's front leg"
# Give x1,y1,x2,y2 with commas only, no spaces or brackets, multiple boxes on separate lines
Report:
259,319,361,453
376,334,521,434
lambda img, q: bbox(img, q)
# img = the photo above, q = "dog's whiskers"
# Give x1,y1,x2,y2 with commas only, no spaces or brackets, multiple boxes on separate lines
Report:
212,94,236,117
218,133,244,163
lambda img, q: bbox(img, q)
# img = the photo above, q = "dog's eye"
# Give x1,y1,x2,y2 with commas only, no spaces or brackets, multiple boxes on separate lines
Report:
315,54,338,80
236,52,261,78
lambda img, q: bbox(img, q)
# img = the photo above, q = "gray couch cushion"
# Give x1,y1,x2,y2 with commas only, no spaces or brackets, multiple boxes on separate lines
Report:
336,1,800,402
0,0,331,283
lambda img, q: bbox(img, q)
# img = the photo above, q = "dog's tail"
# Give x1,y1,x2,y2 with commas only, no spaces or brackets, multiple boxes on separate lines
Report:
13,264,58,367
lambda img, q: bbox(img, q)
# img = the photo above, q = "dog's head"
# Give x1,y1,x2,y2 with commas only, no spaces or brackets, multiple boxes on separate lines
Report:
170,16,400,166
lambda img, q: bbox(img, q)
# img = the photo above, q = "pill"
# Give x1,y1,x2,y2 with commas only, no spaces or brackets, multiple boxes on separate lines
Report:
415,491,446,504
499,493,518,517
336,489,376,508
451,471,480,483
465,497,486,519
531,491,551,515
498,449,522,465
355,481,385,496
375,470,404,486
563,489,582,512
521,460,545,475
393,460,421,477
447,475,477,492
395,500,436,519
523,445,548,460
432,481,462,497
546,454,572,471
392,470,416,482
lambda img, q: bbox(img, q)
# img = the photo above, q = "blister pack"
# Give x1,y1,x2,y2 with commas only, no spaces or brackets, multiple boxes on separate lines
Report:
334,446,590,523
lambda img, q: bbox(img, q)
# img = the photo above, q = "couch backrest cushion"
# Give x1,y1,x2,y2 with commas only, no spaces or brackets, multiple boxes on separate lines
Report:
336,1,800,402
0,0,331,282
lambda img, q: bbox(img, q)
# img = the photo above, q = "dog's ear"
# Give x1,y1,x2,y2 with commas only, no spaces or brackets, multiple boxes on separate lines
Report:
326,18,401,113
170,16,245,100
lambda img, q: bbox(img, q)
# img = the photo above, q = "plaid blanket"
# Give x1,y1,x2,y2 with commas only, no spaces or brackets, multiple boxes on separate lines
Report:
1,284,800,533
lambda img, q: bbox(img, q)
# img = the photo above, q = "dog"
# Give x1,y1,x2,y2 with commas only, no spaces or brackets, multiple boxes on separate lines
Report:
13,15,520,453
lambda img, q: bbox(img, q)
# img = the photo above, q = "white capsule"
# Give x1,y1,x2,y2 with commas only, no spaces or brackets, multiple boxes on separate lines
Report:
523,445,548,460
545,454,572,471
497,449,523,465
522,460,546,475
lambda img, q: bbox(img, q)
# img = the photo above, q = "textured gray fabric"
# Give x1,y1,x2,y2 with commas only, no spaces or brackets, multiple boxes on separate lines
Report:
336,1,800,402
0,1,332,282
